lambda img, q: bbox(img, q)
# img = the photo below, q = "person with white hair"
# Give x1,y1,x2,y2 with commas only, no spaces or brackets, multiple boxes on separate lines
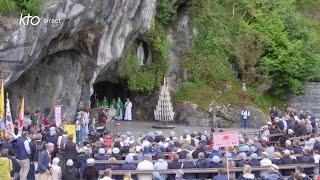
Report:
137,154,154,180
122,154,136,170
237,165,255,180
38,142,55,180
83,158,99,180
100,169,113,180
51,157,62,180
260,152,272,177
62,159,80,180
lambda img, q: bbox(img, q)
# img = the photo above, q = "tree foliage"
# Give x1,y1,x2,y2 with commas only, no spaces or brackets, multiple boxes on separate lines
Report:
0,0,43,16
175,0,320,110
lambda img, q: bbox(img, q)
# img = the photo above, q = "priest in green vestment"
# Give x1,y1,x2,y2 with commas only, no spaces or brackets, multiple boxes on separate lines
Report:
102,97,109,107
115,97,124,120
109,98,116,108
95,99,101,108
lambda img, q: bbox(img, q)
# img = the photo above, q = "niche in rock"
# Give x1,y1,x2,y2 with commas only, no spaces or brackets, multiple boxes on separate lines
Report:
135,38,152,66
90,81,131,108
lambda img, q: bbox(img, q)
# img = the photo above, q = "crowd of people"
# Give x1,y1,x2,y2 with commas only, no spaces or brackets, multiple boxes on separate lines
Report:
0,105,319,180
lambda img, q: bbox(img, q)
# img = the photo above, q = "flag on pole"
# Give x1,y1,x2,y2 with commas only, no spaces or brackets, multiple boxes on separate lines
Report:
18,97,24,130
5,95,13,132
0,80,4,121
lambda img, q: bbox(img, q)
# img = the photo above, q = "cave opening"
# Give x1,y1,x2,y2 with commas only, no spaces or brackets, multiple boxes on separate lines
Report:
90,81,131,108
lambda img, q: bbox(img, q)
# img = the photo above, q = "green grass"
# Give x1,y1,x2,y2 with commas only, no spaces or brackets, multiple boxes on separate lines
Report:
246,86,287,113
0,0,43,16
0,0,17,15
174,81,250,110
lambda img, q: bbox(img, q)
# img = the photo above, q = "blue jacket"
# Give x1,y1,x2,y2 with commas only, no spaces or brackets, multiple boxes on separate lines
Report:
272,158,283,165
168,160,181,169
37,150,50,173
95,155,107,170
281,156,296,176
16,137,29,160
182,161,196,179
196,159,210,179
248,159,260,166
209,150,222,158
121,162,136,170
298,154,315,175
213,174,228,180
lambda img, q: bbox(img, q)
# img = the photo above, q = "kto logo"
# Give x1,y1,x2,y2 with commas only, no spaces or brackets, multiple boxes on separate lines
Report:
19,14,40,26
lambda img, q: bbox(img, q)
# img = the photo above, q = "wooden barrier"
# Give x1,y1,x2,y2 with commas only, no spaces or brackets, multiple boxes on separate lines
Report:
99,163,318,175
95,154,304,164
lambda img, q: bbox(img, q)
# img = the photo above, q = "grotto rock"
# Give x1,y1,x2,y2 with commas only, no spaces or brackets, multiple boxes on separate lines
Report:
1,0,156,120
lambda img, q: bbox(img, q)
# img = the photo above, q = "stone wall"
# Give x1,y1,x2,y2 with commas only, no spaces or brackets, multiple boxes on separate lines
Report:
289,82,320,112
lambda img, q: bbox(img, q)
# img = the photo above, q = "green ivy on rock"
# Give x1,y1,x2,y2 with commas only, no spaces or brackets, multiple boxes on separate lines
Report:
118,22,169,92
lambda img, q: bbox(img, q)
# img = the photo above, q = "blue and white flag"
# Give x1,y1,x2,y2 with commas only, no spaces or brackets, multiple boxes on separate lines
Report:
5,97,13,132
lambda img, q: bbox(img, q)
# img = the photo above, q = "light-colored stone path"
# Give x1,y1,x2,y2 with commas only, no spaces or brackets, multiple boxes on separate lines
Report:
110,120,260,137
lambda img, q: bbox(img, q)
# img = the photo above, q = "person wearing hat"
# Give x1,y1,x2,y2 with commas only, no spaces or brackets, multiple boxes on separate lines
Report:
121,154,136,170
46,127,58,158
62,159,80,180
38,142,55,180
261,164,283,180
76,147,91,177
83,158,99,180
96,148,108,171
112,147,121,160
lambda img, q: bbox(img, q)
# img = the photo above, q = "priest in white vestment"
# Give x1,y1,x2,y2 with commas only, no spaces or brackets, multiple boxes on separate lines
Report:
124,98,132,121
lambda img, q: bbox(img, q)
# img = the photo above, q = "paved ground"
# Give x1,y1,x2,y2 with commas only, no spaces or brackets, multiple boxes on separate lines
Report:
109,120,260,137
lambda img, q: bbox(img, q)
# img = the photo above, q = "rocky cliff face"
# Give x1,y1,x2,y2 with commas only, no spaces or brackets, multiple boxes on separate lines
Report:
290,82,320,112
1,0,156,119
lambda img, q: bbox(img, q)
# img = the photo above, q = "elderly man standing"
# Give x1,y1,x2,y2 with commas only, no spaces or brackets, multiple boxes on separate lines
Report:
37,143,55,180
16,131,31,180
137,154,154,180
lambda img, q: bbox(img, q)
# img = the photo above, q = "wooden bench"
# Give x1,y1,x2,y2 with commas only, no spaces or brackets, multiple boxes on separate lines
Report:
99,163,318,175
95,153,304,164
